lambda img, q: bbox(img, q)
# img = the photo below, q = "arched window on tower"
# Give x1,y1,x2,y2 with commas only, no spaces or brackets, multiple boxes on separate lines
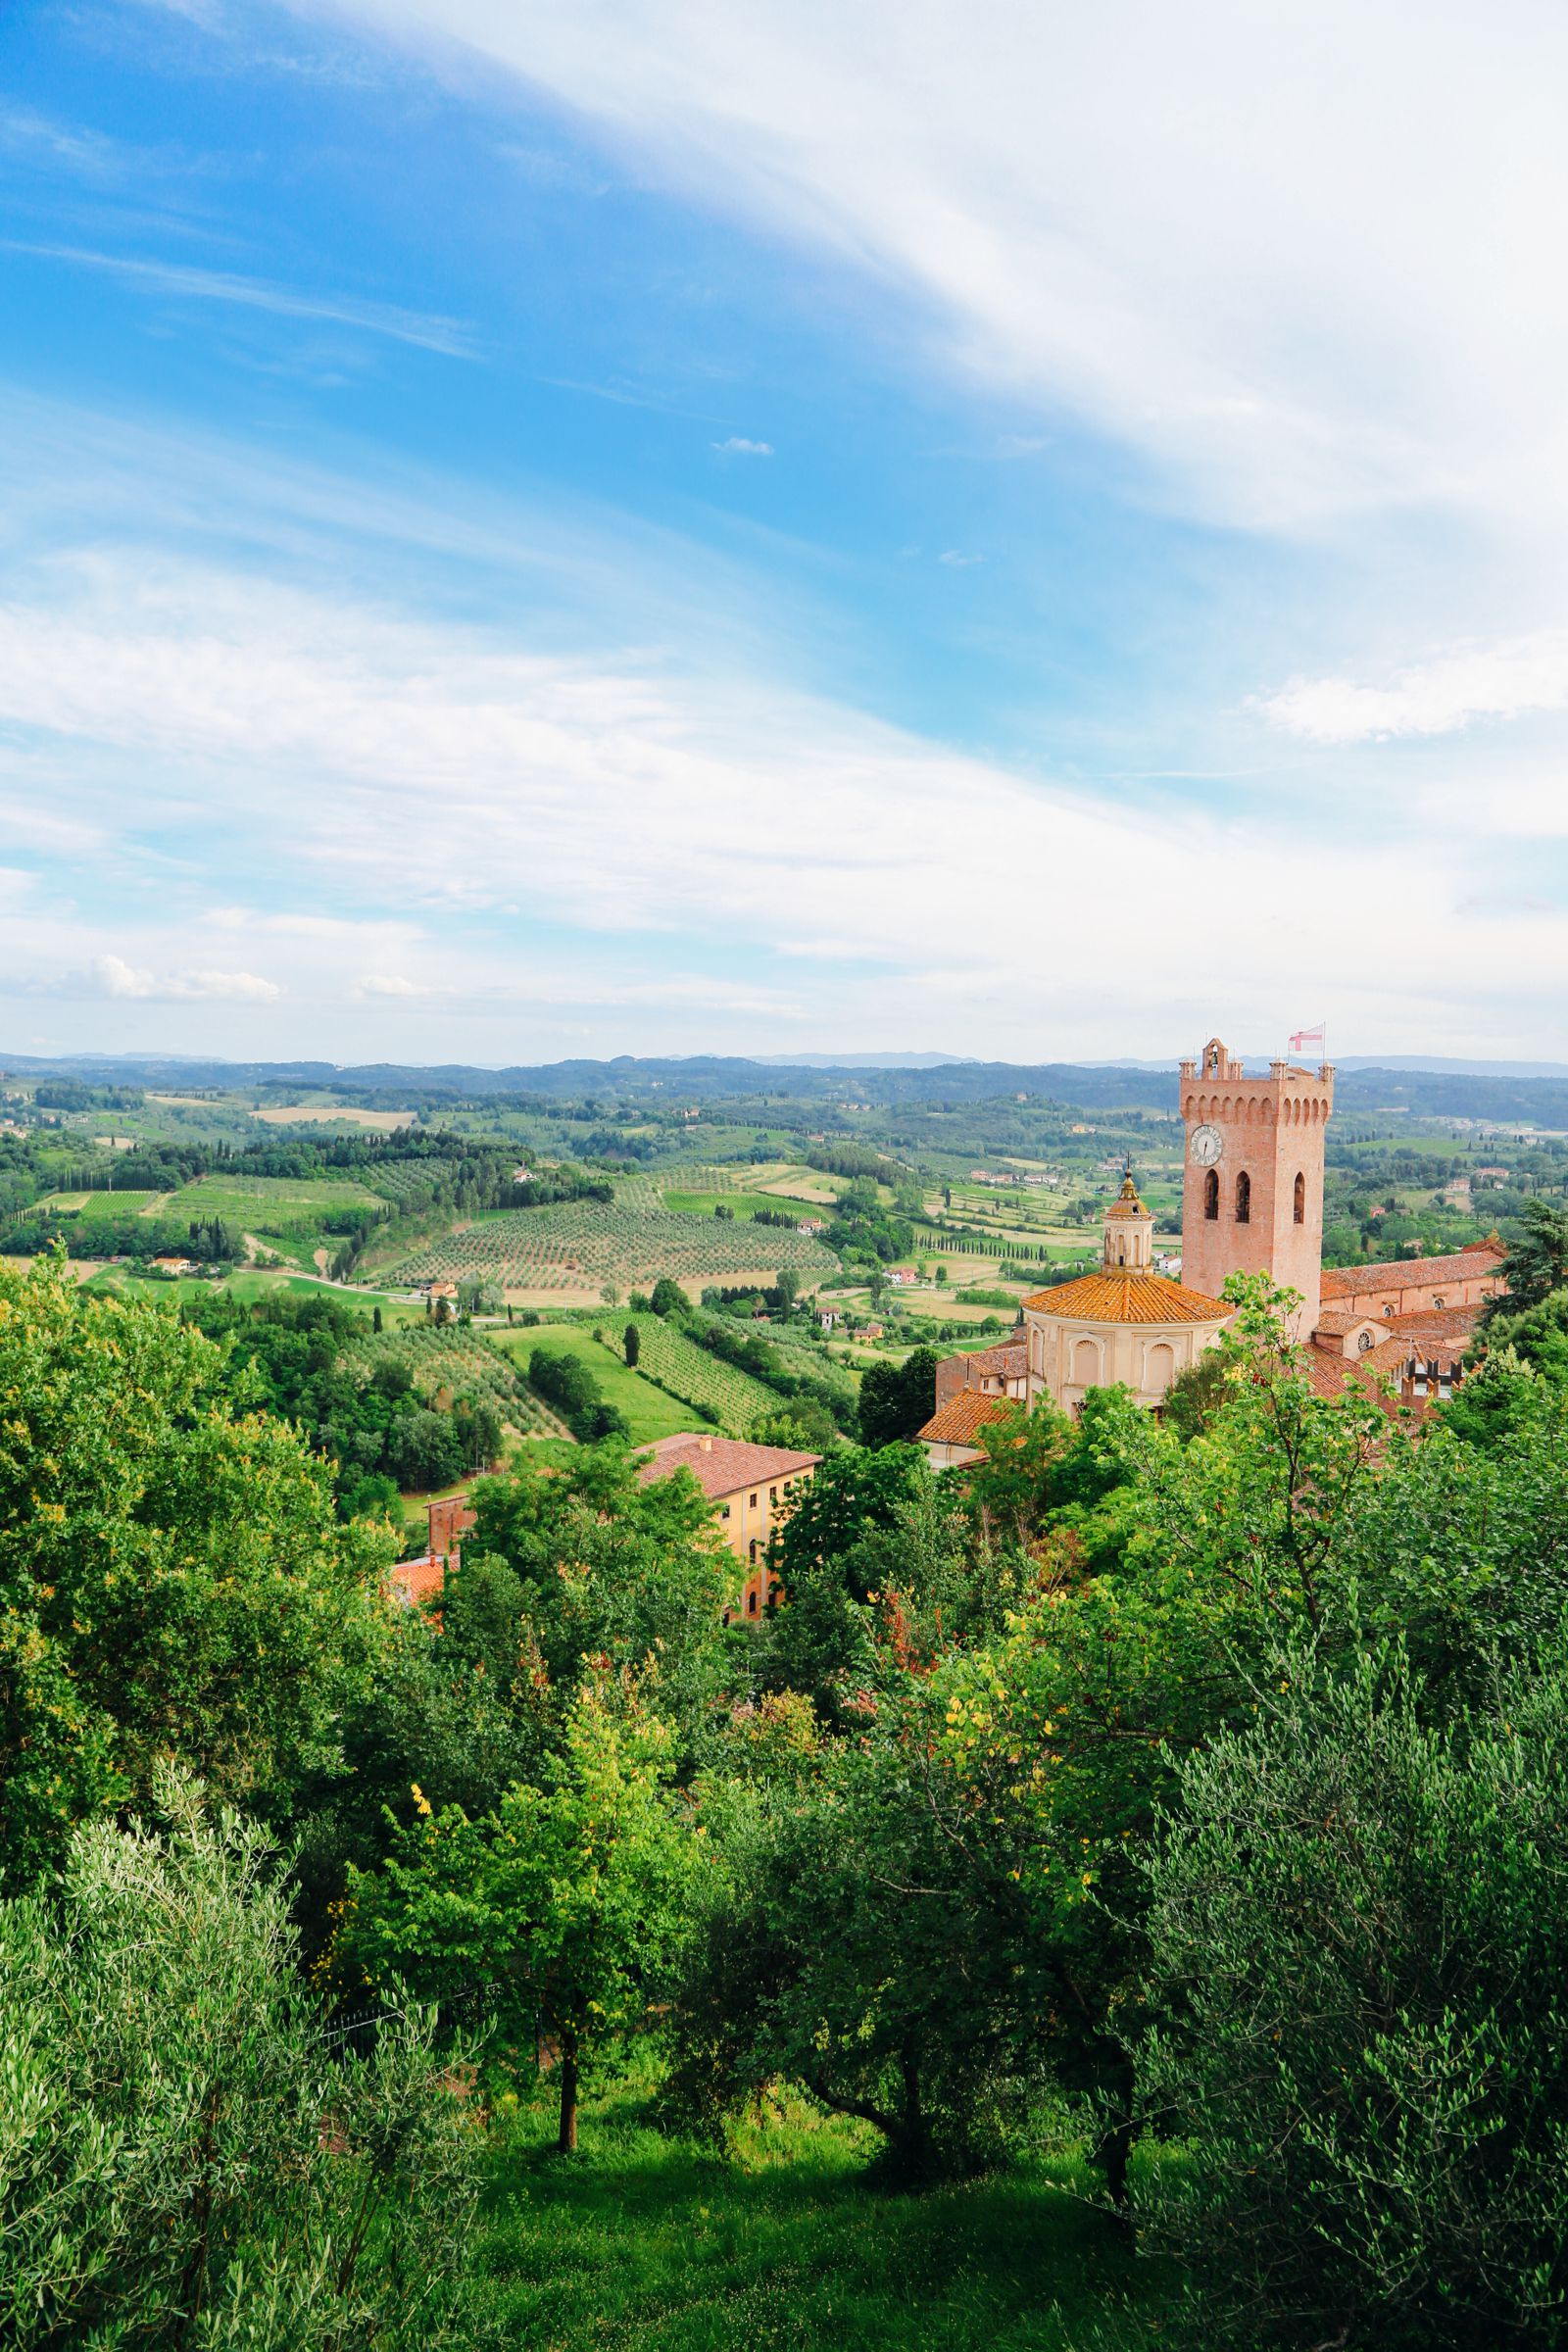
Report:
1235,1171,1251,1224
1294,1170,1305,1225
1203,1168,1219,1221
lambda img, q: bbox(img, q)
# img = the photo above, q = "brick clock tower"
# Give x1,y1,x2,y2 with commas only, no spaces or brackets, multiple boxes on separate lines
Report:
1180,1036,1334,1335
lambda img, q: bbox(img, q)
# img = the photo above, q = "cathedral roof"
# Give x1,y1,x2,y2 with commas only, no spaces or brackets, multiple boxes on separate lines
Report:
1021,1268,1231,1326
1320,1239,1504,1298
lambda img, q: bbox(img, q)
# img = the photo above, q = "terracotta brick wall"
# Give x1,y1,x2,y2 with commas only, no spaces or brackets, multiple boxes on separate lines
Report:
1180,1061,1333,1335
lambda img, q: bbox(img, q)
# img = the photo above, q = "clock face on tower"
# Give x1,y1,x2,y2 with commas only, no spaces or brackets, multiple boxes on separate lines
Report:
1190,1123,1224,1167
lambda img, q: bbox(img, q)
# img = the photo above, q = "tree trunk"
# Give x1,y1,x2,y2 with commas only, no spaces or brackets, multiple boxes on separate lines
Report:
1098,2111,1136,2210
895,2044,936,2186
557,2040,579,2154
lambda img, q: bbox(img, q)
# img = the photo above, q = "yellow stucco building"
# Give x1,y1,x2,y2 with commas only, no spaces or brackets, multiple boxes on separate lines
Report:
634,1431,819,1624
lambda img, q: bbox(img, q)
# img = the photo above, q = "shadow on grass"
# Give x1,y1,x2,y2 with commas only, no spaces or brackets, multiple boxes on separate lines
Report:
477,2081,1165,2352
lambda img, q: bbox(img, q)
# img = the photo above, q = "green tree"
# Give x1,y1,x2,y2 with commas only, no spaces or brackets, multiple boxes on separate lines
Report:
673,1673,1047,2184
1133,1645,1568,2350
0,1255,391,1891
768,1443,929,1604
749,1400,837,1452
1486,1195,1568,1319
857,1347,938,1448
1,1768,482,2350
624,1319,641,1366
650,1276,687,1317
344,1681,696,2152
464,1449,730,1750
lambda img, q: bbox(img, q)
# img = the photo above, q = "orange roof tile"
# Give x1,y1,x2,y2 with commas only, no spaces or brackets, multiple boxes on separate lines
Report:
954,1338,1027,1378
1320,1240,1505,1300
389,1553,445,1608
1384,1303,1484,1345
1021,1269,1231,1326
634,1433,820,1502
1312,1308,1381,1338
917,1392,1016,1446
1298,1347,1416,1418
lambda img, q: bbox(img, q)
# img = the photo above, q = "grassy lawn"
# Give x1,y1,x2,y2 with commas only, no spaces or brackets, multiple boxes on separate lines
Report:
662,1189,816,1221
36,1189,162,1220
493,1322,697,1445
478,2079,1159,2352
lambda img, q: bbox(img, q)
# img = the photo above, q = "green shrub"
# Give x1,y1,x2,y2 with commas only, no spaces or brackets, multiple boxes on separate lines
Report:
1131,1645,1568,2350
0,1769,484,2350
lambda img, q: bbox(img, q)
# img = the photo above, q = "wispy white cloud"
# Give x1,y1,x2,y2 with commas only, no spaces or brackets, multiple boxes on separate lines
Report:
712,436,773,456
937,549,983,567
1,539,1560,1055
0,240,475,357
0,107,128,180
1256,631,1568,743
351,972,431,997
302,0,1568,538
40,953,284,1003
4,385,1568,1059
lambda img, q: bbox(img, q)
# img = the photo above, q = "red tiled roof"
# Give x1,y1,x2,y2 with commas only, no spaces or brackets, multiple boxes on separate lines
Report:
1312,1309,1379,1338
1021,1269,1231,1326
1320,1241,1505,1300
917,1392,1015,1446
1298,1348,1416,1418
1384,1303,1484,1345
954,1339,1027,1378
389,1553,445,1608
634,1433,819,1502
1359,1336,1414,1379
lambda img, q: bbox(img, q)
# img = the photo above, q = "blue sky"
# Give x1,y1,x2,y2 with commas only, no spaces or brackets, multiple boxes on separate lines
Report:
5,0,1568,1063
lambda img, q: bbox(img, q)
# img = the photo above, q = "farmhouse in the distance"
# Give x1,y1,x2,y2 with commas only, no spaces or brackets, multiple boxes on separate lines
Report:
635,1432,819,1624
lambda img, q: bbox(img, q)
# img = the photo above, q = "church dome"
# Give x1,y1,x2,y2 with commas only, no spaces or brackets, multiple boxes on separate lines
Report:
1022,1268,1230,1326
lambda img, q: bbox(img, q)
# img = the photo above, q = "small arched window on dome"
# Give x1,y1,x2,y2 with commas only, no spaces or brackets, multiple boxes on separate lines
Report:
1235,1171,1251,1225
1294,1170,1305,1225
1203,1168,1219,1221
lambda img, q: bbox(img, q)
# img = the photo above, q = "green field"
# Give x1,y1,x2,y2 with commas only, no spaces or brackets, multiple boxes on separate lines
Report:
36,1188,162,1221
338,1322,570,1439
662,1190,821,1220
612,1313,779,1433
479,2075,1156,2351
392,1198,837,1298
492,1322,696,1445
168,1172,384,1231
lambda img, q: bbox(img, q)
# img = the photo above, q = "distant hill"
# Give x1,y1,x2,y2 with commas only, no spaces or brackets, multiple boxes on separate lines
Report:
6,1049,1568,1125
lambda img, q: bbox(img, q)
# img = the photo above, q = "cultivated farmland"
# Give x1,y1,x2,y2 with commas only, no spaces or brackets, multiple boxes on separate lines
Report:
36,1190,161,1221
612,1314,779,1433
167,1172,385,1232
490,1324,694,1446
338,1322,570,1438
390,1199,837,1299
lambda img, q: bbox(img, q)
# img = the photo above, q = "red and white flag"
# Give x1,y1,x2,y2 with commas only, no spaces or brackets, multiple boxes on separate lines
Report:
1289,1021,1325,1056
